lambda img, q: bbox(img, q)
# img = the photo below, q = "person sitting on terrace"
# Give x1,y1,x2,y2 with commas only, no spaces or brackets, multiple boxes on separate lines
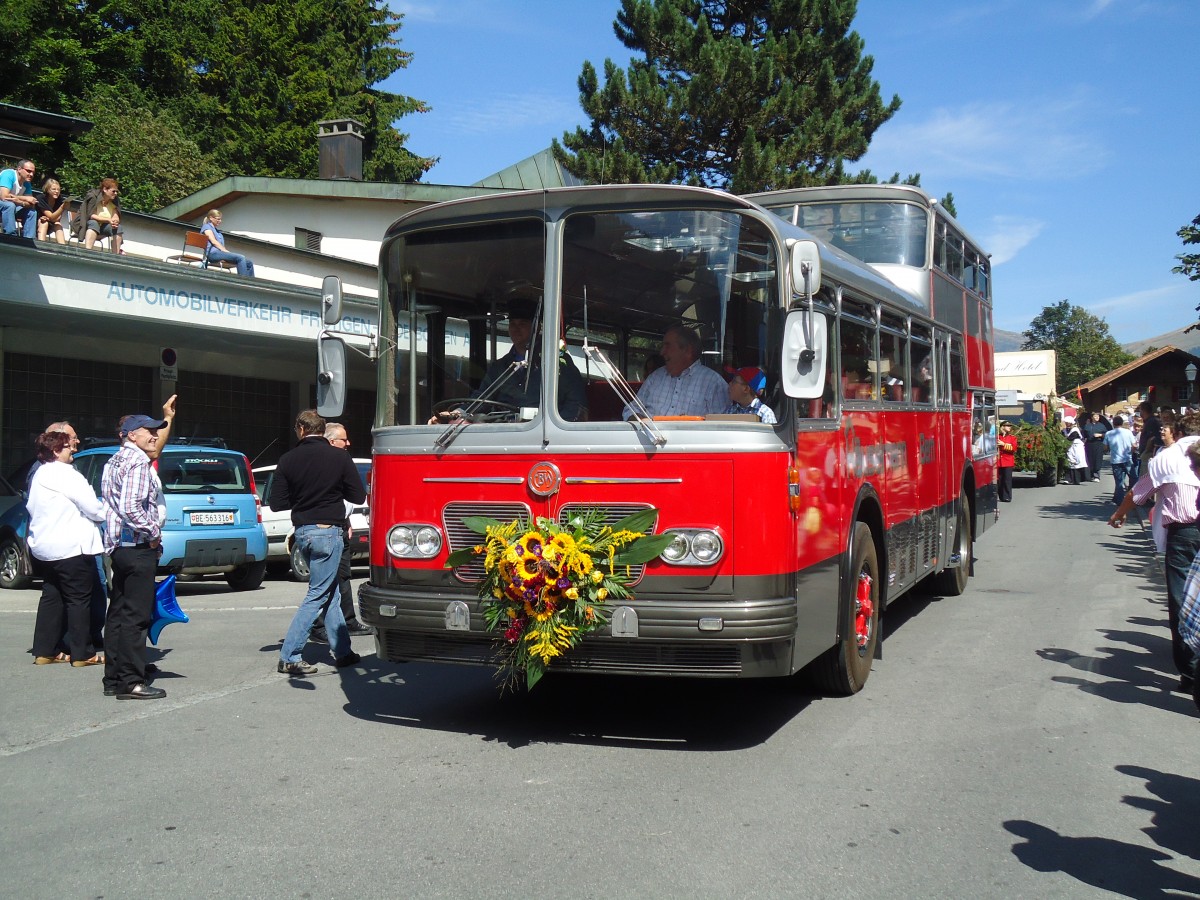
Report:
72,178,123,253
0,158,39,238
201,209,256,277
36,178,69,244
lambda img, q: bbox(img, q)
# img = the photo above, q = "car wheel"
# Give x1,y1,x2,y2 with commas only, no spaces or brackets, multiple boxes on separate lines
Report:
225,560,267,591
0,536,32,590
290,541,309,581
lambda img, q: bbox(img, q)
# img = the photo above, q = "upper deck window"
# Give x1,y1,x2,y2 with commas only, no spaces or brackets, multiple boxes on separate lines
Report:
787,201,928,268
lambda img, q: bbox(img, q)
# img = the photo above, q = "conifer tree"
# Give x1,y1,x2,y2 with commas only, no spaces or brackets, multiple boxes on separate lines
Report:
554,0,901,192
0,0,432,188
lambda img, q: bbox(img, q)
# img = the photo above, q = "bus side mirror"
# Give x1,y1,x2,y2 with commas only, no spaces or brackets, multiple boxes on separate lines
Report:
781,309,827,400
316,334,347,418
790,240,822,297
322,275,343,326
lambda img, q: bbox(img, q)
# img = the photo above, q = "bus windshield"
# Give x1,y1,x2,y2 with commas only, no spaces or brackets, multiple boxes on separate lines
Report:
382,207,782,427
771,200,927,268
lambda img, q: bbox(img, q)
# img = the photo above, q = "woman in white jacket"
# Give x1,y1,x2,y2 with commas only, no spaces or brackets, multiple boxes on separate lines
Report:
28,431,108,666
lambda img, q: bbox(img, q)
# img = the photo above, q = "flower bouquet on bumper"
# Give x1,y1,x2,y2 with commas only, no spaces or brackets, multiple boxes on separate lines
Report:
445,508,671,690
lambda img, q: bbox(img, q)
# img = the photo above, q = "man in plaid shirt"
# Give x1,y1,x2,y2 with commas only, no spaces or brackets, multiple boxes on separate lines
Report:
101,412,169,700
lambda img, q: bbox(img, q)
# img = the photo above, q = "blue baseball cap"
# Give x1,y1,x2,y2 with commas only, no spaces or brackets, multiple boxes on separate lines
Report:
119,414,167,436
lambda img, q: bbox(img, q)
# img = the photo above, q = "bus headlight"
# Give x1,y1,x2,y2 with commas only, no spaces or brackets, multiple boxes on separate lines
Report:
659,529,724,566
691,531,723,563
662,532,691,562
388,524,443,559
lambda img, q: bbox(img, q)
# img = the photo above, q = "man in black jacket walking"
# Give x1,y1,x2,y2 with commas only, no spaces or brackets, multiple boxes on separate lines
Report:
270,409,366,675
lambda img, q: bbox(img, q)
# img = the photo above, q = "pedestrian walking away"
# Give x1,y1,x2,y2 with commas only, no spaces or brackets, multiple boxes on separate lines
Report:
1104,415,1136,506
308,421,373,644
269,410,367,675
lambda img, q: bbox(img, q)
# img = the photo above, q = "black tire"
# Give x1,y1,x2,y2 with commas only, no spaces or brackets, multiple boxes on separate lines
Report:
0,536,32,590
810,522,879,695
225,560,267,591
931,493,972,596
290,541,309,581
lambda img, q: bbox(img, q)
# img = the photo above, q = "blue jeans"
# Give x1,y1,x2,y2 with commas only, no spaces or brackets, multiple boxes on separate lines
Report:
1,200,36,237
1111,461,1132,505
280,525,349,662
206,247,255,277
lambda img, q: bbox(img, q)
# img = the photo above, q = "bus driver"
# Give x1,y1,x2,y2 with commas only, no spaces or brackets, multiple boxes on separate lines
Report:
623,324,727,420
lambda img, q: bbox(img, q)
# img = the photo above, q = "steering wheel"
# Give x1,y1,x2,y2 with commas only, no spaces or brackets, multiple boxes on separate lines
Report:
431,397,522,423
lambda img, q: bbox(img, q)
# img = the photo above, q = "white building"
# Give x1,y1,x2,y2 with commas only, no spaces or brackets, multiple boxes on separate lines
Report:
0,113,577,471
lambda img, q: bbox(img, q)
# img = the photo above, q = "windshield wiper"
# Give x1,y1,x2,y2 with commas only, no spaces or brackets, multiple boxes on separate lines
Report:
433,360,529,450
582,343,666,447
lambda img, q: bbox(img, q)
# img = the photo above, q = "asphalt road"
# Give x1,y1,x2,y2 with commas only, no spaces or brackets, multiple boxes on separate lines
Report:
2,472,1198,899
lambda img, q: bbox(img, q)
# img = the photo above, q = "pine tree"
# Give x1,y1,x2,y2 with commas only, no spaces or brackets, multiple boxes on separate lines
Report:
554,0,901,193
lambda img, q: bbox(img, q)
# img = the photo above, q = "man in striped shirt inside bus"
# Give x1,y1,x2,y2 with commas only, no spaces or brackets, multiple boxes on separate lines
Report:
623,324,727,421
1111,412,1200,691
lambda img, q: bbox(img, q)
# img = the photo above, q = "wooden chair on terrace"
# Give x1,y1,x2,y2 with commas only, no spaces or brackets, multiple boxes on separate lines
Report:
164,231,235,271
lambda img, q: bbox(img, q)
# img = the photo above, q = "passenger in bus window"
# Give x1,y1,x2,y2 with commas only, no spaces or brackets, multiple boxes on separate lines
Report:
623,324,726,420
912,355,933,402
432,296,586,422
641,353,665,380
723,367,777,424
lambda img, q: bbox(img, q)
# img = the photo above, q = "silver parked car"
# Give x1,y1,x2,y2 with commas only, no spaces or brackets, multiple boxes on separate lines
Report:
253,459,370,578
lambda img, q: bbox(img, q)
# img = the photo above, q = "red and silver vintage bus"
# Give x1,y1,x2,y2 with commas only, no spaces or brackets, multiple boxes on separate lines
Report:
318,183,996,694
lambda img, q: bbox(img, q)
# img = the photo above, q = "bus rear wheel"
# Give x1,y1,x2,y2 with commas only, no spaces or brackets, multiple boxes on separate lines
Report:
811,522,879,696
931,494,972,596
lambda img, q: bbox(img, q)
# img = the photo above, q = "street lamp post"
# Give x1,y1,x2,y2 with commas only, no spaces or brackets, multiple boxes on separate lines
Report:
1187,362,1197,406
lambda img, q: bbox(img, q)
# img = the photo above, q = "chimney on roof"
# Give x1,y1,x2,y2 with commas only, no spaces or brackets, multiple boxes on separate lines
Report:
316,119,364,181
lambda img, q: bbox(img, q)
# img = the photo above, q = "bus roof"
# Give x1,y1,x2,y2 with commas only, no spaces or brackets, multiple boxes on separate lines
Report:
743,183,988,260
381,182,938,323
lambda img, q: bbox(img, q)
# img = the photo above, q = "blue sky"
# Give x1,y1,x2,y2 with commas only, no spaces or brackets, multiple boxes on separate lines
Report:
387,0,1198,344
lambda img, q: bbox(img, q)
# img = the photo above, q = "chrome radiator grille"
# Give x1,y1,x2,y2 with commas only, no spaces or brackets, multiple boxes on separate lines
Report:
443,502,531,583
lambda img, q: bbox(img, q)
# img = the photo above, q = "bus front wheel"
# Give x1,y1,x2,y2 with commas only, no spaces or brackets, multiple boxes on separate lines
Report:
811,522,879,696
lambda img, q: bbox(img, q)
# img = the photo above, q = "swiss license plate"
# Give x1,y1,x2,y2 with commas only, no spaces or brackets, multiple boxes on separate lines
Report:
190,511,235,525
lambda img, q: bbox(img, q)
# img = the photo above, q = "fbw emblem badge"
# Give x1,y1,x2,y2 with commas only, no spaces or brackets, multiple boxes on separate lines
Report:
527,462,561,497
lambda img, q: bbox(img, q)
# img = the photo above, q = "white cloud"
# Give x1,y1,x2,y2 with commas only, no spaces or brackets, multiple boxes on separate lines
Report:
980,216,1047,266
434,92,581,137
1085,284,1181,315
860,91,1109,184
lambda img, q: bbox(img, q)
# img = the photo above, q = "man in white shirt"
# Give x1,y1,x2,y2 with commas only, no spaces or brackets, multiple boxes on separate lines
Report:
623,324,726,420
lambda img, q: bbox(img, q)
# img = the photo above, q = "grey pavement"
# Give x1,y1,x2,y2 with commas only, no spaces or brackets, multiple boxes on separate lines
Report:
1,471,1198,898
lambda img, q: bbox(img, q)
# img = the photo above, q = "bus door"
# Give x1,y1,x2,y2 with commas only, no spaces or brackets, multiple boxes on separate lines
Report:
934,330,957,562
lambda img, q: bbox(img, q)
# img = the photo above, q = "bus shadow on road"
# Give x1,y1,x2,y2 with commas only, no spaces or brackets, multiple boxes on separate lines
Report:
336,661,817,751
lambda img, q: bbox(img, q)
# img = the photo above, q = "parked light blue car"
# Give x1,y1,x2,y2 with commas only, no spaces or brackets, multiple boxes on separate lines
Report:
73,443,269,591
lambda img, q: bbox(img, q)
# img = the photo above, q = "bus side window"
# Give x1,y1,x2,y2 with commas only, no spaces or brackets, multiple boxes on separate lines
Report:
911,328,933,404
879,324,905,402
839,313,875,402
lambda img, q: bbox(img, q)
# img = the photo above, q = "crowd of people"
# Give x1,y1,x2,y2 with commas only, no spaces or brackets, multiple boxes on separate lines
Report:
26,400,365,698
1103,403,1200,712
1,158,255,275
